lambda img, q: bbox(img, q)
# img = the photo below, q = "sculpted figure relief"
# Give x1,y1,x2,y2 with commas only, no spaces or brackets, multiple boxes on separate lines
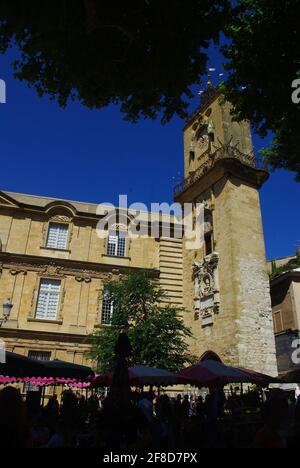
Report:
194,253,220,325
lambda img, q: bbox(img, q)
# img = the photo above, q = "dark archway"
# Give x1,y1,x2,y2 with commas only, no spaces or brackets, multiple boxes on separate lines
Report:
200,351,222,363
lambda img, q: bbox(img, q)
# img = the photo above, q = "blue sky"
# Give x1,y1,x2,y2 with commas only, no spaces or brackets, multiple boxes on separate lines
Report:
0,46,298,261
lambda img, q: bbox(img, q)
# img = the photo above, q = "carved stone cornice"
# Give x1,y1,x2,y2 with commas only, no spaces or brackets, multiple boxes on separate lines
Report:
0,326,90,344
0,252,159,280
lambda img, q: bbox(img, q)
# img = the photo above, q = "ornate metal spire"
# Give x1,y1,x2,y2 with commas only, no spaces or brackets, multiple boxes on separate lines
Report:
198,77,218,109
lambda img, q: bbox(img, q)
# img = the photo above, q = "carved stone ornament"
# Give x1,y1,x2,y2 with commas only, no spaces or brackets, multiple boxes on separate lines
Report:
193,252,220,327
43,264,62,277
204,213,213,234
75,275,92,283
50,215,73,224
9,269,27,276
195,190,214,211
198,133,209,152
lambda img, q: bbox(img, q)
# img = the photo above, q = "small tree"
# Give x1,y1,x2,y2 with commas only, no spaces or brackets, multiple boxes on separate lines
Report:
88,271,195,372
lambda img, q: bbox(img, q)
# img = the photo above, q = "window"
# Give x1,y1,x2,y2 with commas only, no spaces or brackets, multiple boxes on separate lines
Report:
35,279,61,321
28,350,51,362
46,223,68,250
24,351,51,393
205,233,213,256
107,232,126,257
273,310,284,334
101,292,113,324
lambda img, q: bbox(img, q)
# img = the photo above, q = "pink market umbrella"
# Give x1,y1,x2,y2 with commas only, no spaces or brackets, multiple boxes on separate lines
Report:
22,377,55,386
22,377,90,387
68,381,91,389
177,360,252,387
0,376,18,385
91,365,187,388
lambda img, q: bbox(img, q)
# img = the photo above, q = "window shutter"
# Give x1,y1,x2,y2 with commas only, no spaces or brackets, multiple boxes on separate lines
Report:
107,232,126,257
46,223,68,250
35,279,61,321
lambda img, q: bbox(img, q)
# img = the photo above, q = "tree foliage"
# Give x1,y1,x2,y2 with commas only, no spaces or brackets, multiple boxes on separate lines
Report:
1,1,299,178
270,249,300,280
87,271,195,373
221,0,300,179
0,0,229,123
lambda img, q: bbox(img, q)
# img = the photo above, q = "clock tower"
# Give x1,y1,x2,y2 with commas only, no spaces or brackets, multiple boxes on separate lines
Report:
175,83,277,375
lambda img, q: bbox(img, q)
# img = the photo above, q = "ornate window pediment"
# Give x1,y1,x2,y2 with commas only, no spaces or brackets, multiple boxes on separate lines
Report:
42,206,74,251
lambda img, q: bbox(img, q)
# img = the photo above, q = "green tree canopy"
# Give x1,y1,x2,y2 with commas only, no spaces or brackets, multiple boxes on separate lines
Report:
88,271,195,372
221,0,300,179
1,1,299,178
0,0,228,123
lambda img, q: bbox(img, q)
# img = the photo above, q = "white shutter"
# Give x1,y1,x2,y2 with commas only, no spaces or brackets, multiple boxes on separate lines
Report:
107,234,118,256
35,279,61,321
117,235,126,257
46,223,68,250
107,232,126,257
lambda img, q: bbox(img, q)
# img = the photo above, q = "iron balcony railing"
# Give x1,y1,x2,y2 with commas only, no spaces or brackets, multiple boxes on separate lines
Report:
174,142,269,198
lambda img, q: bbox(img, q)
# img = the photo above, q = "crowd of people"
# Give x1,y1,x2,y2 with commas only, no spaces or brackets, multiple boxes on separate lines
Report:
0,384,300,448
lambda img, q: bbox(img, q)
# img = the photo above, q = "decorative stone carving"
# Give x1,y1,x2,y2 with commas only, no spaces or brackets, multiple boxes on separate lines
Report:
50,215,73,224
204,213,213,234
75,275,92,283
9,269,27,276
193,252,220,327
195,189,214,211
0,253,152,283
43,264,63,277
198,133,209,153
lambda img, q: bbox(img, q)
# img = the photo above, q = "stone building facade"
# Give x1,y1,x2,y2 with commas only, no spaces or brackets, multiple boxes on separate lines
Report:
0,87,278,375
0,192,183,366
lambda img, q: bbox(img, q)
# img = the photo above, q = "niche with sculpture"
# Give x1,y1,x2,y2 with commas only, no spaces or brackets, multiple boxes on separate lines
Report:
193,252,220,327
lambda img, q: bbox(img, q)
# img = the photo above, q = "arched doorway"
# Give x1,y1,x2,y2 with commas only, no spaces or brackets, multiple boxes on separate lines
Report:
200,351,222,363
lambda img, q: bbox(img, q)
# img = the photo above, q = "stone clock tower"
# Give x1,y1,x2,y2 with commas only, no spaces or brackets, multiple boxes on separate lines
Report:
174,83,278,375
